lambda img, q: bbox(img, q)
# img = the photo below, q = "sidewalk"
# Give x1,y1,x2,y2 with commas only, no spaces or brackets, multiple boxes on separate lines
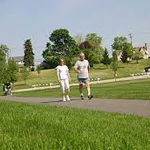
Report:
1,96,150,118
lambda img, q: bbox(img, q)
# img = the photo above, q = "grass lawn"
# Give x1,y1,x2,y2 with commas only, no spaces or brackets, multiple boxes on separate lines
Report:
14,59,150,90
0,100,150,150
14,78,150,100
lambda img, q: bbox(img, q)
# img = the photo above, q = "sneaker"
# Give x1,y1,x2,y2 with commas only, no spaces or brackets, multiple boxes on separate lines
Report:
66,95,70,101
88,95,93,100
62,97,66,102
80,95,84,100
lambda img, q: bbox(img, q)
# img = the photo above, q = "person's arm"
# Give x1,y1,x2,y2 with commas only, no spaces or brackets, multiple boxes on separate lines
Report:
88,61,91,79
66,66,71,83
67,71,71,83
74,61,80,74
56,67,60,82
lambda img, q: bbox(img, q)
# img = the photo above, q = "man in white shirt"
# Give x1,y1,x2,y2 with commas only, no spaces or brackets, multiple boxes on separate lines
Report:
56,58,71,102
74,53,93,100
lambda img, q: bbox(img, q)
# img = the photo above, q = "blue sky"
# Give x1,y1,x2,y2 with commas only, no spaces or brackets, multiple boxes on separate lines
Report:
0,0,150,60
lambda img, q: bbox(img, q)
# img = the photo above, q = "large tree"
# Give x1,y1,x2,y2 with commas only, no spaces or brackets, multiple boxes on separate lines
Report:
85,33,104,63
23,39,34,68
49,29,79,56
42,29,79,68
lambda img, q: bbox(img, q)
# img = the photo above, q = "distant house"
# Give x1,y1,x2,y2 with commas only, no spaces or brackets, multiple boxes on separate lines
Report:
10,56,24,67
134,45,149,59
116,50,122,62
116,43,149,61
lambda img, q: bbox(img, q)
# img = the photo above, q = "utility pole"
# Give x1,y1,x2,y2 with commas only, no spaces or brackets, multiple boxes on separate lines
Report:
6,50,9,63
129,33,133,46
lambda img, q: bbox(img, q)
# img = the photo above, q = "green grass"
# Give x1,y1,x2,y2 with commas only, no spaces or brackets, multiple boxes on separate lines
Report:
14,59,150,90
15,78,150,100
0,100,150,150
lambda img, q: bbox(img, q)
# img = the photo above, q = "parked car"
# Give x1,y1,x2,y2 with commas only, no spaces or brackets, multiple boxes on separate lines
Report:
144,66,150,72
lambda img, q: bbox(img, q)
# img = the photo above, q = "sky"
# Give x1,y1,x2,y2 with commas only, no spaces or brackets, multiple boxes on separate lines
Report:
0,0,150,61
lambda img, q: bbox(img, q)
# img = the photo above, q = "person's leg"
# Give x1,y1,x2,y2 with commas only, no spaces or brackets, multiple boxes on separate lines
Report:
60,80,66,101
79,84,84,100
6,89,9,96
65,79,70,101
79,84,83,94
10,88,12,95
85,81,93,100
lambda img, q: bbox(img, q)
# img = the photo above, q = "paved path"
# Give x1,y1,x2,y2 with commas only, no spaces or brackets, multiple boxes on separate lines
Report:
1,96,150,118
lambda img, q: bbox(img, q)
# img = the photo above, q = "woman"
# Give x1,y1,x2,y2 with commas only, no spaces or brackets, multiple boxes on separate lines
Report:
56,59,71,102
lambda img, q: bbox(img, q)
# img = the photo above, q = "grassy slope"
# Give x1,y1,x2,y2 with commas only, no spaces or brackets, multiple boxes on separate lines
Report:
0,101,150,150
15,78,150,100
14,59,150,90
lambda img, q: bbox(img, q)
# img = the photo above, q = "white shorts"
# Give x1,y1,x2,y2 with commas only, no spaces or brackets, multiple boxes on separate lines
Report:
60,79,70,94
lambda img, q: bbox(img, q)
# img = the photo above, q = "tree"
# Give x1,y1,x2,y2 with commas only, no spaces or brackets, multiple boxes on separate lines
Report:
0,44,9,84
79,41,92,49
6,60,19,84
112,36,127,50
111,51,118,81
85,33,104,63
49,29,79,57
64,57,73,70
0,44,8,65
0,60,19,85
121,49,128,63
36,65,41,77
123,42,134,58
86,33,102,48
79,41,95,67
112,50,118,62
84,49,95,68
121,43,133,63
24,39,34,68
21,66,30,84
42,29,79,68
0,44,19,86
101,48,111,67
42,42,52,61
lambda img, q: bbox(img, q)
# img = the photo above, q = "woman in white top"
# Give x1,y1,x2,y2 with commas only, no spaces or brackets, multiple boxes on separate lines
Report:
56,58,71,102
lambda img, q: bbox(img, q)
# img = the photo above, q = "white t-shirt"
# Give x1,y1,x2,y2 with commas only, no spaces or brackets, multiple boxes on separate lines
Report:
74,60,90,78
56,65,69,80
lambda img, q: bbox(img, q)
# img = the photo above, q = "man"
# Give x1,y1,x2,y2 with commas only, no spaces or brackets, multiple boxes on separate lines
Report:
74,53,93,100
56,58,71,102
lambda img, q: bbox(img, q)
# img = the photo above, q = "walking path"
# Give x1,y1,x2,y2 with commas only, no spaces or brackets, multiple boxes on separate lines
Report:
1,96,150,118
12,74,150,92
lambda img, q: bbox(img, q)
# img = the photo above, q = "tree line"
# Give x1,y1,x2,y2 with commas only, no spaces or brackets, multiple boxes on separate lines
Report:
0,28,144,85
